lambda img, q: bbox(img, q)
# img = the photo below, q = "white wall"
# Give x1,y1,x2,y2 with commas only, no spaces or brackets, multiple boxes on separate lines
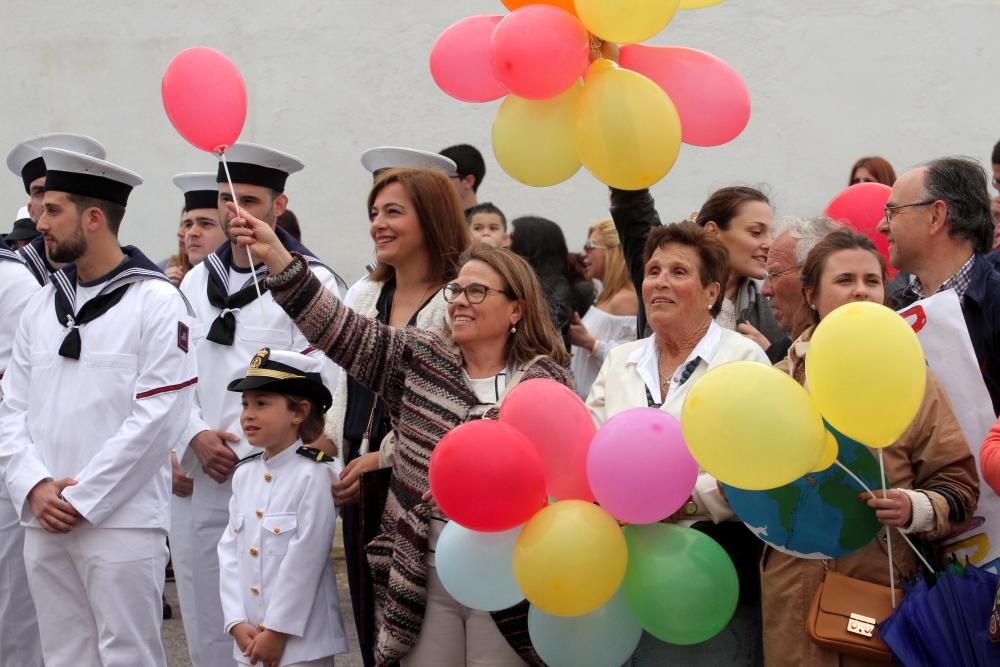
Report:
2,0,998,284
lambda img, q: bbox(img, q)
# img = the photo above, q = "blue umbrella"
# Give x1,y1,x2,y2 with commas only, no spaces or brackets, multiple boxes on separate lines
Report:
880,561,1000,666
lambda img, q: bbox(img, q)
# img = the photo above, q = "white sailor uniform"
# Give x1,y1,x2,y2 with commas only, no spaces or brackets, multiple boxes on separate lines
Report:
170,235,344,667
219,443,347,666
0,244,44,666
0,248,197,667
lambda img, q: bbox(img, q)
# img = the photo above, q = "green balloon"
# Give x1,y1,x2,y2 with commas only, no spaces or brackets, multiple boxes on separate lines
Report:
623,524,739,645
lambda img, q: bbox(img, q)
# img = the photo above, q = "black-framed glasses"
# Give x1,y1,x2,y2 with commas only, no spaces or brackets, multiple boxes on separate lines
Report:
443,282,513,304
764,264,802,283
883,199,937,225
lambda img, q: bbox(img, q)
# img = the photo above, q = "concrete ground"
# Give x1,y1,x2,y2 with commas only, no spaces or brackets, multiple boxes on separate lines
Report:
163,517,363,667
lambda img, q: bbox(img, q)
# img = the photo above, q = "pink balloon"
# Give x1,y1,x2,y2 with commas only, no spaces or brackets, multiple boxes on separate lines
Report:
824,183,896,277
430,15,508,103
162,47,247,154
499,379,596,501
619,44,750,147
490,6,590,100
587,408,697,524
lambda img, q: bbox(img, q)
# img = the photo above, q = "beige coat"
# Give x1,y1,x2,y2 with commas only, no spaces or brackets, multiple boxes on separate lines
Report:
762,329,980,667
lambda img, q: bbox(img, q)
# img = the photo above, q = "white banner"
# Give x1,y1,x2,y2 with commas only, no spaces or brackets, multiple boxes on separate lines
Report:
898,289,999,571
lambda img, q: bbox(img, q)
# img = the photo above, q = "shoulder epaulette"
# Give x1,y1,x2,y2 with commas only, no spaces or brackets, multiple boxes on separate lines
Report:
296,446,336,463
234,452,263,468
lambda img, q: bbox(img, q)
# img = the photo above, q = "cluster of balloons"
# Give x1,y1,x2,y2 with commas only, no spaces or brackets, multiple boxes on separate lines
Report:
429,379,739,666
430,0,749,190
162,47,247,155
681,302,926,492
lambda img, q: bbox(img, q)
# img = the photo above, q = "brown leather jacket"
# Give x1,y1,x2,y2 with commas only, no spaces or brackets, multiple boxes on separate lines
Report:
762,328,980,667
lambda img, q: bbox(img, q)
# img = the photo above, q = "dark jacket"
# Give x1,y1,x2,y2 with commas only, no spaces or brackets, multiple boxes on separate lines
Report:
609,187,788,359
891,253,1000,416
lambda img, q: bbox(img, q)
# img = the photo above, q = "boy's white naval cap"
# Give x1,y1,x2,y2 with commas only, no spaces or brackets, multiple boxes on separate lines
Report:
173,172,219,211
217,142,303,193
361,146,457,177
7,132,107,193
227,348,333,413
41,148,143,207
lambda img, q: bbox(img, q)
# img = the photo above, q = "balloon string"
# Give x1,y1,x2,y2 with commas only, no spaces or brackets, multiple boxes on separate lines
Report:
219,152,262,299
878,450,896,608
834,459,935,575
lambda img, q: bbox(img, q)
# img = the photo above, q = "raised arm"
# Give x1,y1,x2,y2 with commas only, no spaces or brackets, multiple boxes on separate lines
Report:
227,205,411,413
609,188,662,336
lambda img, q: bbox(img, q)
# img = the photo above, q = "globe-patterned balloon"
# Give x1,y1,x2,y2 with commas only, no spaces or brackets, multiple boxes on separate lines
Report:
723,434,882,559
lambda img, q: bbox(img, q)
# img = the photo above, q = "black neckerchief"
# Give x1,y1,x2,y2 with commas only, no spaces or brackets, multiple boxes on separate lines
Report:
18,235,54,286
51,246,172,360
203,226,344,346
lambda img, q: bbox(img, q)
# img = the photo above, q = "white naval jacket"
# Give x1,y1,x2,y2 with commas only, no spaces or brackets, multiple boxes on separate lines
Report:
218,442,347,665
0,252,41,505
0,275,197,529
586,324,770,523
177,259,343,472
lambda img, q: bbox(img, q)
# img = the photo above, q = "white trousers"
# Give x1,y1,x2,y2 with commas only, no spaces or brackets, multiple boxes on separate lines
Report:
169,471,235,666
401,568,526,667
0,491,43,666
22,524,169,667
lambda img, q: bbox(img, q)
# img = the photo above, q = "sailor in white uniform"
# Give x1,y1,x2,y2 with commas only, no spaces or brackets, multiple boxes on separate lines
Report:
171,142,345,666
0,148,197,667
0,232,44,666
219,348,347,667
6,133,106,284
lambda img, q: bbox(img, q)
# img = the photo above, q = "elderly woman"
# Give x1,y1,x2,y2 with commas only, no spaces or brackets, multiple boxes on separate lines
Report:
229,204,570,667
588,222,770,666
609,187,787,360
569,218,638,398
763,228,978,666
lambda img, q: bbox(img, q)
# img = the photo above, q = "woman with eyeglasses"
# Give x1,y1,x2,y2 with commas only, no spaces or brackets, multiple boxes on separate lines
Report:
569,218,638,398
762,227,977,667
329,168,469,667
228,203,571,666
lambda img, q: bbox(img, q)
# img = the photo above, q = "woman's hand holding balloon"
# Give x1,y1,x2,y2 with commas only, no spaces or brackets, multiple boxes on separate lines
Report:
225,202,294,275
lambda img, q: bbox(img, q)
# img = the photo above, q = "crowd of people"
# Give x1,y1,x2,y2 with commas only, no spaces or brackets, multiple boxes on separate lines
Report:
1,130,1000,667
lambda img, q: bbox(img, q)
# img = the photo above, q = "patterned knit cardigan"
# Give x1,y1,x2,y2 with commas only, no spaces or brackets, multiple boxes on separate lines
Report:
267,255,572,666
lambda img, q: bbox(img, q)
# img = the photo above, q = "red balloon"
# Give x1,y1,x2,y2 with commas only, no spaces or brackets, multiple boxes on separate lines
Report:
499,379,596,502
619,44,750,147
824,183,896,277
490,6,590,100
162,47,247,154
431,15,508,103
429,420,547,532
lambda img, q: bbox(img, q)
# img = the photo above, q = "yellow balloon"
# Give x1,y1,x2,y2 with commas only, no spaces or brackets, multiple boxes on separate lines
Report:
513,500,627,617
681,362,827,490
811,431,839,472
680,0,726,8
574,60,682,190
492,85,582,187
574,0,680,44
806,302,926,448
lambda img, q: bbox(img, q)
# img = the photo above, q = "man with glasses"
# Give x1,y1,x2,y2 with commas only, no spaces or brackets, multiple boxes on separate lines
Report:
879,157,1000,414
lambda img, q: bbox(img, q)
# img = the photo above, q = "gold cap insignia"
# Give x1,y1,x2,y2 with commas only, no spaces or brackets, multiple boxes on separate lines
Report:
249,348,270,370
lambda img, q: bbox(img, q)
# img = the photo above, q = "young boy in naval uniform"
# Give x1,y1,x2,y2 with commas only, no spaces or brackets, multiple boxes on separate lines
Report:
219,348,347,667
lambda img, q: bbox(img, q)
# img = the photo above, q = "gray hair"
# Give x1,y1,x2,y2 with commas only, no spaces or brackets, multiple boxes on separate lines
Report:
921,157,994,254
770,215,844,264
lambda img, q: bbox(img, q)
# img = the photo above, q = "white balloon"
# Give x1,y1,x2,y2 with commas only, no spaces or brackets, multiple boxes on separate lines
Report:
435,522,525,612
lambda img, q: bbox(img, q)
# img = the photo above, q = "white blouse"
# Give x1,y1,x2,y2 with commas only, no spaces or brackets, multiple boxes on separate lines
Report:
570,305,637,399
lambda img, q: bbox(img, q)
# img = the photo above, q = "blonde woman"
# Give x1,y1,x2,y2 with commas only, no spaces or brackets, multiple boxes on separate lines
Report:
569,218,638,398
